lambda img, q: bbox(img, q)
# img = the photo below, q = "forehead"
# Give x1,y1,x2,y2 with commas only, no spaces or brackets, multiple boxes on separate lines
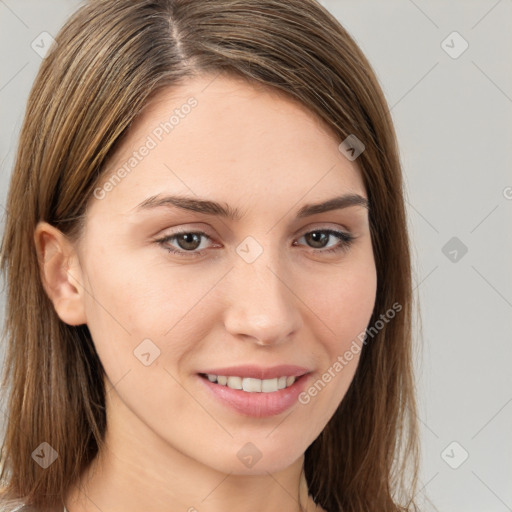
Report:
89,73,366,218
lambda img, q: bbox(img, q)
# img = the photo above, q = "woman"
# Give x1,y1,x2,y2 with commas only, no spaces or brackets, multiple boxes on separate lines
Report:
0,1,424,511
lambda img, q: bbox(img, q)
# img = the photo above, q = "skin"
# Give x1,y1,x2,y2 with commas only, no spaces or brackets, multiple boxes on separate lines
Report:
34,73,377,512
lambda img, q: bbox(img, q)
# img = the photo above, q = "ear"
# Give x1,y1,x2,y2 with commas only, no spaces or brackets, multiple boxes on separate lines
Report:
33,221,87,326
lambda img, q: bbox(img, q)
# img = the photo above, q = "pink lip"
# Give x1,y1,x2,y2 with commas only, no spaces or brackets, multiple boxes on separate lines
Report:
197,372,311,418
197,364,310,380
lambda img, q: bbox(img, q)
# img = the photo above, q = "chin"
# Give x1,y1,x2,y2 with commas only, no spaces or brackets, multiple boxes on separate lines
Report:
204,442,306,476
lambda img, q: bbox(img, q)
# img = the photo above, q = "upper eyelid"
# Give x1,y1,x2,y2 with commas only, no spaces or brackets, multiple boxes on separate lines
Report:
159,222,352,239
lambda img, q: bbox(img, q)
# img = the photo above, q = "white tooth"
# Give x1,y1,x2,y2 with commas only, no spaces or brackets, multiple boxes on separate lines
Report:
212,374,295,392
286,376,296,387
242,377,262,392
261,378,278,392
227,376,243,390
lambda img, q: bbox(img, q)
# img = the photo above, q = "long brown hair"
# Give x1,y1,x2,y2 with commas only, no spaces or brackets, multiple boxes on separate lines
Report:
0,1,425,511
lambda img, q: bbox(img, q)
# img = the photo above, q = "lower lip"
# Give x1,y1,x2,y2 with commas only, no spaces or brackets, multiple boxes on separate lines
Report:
198,373,310,418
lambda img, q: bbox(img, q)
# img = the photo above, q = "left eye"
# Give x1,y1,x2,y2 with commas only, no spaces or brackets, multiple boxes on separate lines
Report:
156,229,355,257
295,229,354,253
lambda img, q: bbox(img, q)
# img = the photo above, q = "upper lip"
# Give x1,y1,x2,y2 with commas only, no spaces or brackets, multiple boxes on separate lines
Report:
198,365,310,380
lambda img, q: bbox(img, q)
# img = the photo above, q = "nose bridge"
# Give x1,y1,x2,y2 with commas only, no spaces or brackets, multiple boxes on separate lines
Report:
223,237,301,344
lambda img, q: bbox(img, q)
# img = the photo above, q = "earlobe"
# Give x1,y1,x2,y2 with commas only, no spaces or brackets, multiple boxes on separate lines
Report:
33,221,87,326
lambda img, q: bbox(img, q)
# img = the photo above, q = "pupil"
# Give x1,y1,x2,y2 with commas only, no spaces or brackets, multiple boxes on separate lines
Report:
179,233,200,250
307,232,327,248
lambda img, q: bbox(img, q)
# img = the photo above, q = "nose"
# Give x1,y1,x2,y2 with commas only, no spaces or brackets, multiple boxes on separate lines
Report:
222,247,303,346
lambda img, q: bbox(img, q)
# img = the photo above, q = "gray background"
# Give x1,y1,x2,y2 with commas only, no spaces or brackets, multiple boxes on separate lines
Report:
1,1,511,511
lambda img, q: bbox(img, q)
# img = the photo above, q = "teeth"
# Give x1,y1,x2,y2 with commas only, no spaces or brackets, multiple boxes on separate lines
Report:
227,376,242,389
205,374,297,393
243,377,261,392
261,378,278,392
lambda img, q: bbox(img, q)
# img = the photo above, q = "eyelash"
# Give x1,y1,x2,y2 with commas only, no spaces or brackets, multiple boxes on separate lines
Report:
155,228,355,258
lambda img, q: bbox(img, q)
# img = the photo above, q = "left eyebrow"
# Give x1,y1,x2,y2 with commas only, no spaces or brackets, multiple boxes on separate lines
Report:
132,192,369,220
296,193,369,217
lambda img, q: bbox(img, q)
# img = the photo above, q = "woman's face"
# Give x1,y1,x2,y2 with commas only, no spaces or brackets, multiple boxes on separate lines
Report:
63,73,377,475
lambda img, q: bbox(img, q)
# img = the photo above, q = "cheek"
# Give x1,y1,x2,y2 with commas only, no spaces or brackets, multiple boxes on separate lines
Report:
308,254,377,353
296,259,376,426
80,249,217,374
79,254,209,419
317,254,376,398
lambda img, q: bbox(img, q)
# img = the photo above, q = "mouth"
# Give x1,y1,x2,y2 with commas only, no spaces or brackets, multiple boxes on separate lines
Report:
198,372,304,393
196,370,311,418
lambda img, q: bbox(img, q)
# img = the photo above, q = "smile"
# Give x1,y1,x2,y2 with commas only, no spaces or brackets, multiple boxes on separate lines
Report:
201,373,296,393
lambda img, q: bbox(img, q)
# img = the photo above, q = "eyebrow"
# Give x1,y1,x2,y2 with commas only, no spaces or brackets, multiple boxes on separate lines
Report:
133,193,369,220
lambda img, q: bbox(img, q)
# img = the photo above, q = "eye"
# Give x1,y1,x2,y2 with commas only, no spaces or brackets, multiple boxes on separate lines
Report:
156,230,214,258
155,228,355,258
294,229,355,254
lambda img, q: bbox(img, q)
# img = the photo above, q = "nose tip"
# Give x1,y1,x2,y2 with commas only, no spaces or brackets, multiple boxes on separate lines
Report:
223,261,302,346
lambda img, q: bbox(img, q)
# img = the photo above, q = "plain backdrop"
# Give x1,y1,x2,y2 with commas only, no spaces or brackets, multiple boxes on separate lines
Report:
0,1,511,511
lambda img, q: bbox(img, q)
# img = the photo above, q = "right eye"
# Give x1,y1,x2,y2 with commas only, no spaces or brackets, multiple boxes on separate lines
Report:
155,230,215,257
